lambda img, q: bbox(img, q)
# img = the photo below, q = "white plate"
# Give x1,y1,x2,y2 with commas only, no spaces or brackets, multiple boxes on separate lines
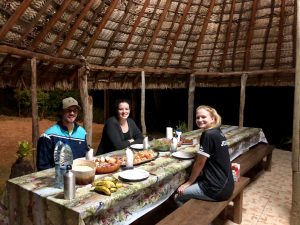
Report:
172,151,195,159
119,168,149,181
130,144,144,150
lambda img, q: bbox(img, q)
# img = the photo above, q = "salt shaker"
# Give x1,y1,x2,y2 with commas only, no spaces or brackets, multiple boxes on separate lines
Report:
64,165,75,200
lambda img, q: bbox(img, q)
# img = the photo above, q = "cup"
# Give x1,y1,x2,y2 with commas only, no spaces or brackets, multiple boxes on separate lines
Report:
166,127,173,139
176,130,182,142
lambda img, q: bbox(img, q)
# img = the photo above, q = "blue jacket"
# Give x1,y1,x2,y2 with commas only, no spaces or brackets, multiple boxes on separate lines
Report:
37,121,88,171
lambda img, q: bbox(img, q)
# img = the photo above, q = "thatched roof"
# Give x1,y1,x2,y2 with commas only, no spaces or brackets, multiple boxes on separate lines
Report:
0,0,296,89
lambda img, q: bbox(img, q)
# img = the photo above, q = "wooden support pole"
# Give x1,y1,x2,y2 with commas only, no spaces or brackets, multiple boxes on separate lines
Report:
291,1,300,224
78,67,93,146
188,74,195,131
239,74,248,127
141,71,146,135
31,57,39,170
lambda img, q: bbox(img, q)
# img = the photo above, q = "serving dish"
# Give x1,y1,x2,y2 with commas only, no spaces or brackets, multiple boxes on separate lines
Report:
94,156,122,174
72,159,96,185
121,150,159,166
172,151,195,159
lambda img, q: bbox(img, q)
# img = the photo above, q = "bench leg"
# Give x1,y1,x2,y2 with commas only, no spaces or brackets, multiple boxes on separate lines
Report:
232,191,243,224
265,153,272,171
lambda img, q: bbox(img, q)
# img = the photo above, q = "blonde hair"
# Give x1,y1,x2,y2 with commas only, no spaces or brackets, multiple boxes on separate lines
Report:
196,105,222,128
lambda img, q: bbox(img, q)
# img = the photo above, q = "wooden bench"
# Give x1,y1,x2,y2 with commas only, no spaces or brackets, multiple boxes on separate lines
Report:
232,143,275,177
157,176,250,225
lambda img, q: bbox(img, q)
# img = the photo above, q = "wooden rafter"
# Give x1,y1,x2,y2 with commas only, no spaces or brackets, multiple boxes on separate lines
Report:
260,0,275,69
101,0,133,66
293,1,297,68
82,0,119,57
190,0,216,68
207,1,226,72
0,0,33,40
154,1,181,68
164,0,193,67
48,1,86,54
140,0,172,66
243,0,259,70
129,0,162,67
232,1,245,71
274,0,286,68
16,0,53,46
112,0,150,67
178,0,203,66
220,0,236,72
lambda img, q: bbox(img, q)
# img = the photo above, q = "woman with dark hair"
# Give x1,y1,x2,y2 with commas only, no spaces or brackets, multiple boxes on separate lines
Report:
96,99,143,155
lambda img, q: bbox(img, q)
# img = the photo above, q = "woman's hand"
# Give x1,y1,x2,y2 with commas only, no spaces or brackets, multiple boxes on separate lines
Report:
177,181,192,196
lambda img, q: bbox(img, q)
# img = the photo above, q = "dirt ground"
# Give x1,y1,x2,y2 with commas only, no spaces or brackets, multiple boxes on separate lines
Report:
0,116,103,195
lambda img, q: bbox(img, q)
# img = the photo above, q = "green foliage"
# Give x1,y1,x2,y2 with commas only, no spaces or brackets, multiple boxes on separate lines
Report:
17,140,32,160
175,120,188,132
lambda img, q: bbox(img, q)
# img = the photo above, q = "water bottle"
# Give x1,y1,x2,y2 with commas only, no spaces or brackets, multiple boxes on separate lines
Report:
59,144,73,188
64,165,75,200
54,141,64,188
143,136,149,150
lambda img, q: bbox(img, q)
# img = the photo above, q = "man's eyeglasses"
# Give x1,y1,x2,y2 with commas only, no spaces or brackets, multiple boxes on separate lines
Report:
65,108,78,113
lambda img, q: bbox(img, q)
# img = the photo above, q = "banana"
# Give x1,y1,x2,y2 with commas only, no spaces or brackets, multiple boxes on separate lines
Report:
94,185,111,195
116,182,123,188
109,187,117,193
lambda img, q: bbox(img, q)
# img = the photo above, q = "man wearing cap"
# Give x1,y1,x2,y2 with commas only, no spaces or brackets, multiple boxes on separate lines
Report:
36,97,89,171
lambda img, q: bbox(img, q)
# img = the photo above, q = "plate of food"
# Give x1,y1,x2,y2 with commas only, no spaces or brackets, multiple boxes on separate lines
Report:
94,156,122,174
121,149,159,166
130,144,144,150
172,151,195,159
118,168,149,181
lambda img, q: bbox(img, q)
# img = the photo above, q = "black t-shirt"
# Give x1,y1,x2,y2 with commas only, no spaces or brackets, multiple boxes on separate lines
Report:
197,127,234,201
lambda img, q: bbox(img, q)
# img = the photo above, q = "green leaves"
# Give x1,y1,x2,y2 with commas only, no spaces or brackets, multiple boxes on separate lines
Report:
17,140,32,159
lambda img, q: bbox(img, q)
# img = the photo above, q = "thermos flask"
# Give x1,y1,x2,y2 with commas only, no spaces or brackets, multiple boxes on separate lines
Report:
64,164,75,200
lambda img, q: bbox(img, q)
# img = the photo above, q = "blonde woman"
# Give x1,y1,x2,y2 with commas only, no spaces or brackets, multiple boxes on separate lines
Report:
176,105,234,205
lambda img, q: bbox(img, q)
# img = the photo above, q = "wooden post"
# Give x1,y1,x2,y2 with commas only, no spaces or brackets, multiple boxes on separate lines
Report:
188,74,195,131
141,71,146,135
104,89,109,121
31,57,39,170
291,1,300,224
78,67,93,147
239,73,248,127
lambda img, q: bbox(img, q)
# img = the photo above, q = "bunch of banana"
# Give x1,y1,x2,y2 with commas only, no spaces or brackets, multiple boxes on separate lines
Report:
92,177,123,196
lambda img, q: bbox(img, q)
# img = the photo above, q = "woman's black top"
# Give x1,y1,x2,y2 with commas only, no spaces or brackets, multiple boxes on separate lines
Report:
196,127,234,201
96,117,143,155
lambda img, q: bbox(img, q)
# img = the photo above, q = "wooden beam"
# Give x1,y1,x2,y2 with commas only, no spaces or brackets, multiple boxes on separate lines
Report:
239,74,247,127
220,0,236,72
154,1,181,68
129,0,162,67
82,0,119,57
31,57,39,171
165,0,193,67
192,68,295,77
0,0,33,40
260,0,275,69
78,67,93,146
140,0,172,66
188,74,195,131
291,1,300,224
190,0,216,68
30,0,73,51
112,0,150,66
243,0,259,70
0,45,83,65
207,1,226,72
232,1,245,71
274,0,286,68
178,0,203,66
101,0,133,66
141,71,146,135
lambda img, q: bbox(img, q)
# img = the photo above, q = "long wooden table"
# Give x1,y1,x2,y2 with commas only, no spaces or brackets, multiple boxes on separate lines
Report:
7,125,268,225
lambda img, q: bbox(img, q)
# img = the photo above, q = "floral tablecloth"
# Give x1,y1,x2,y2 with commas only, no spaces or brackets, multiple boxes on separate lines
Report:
7,125,267,225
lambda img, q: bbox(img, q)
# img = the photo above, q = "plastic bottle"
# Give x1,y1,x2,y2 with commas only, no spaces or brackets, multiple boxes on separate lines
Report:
58,144,73,188
54,141,64,188
64,165,75,200
143,136,149,150
126,148,133,168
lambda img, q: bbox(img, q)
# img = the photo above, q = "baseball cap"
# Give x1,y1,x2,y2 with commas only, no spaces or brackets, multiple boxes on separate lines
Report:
62,97,81,110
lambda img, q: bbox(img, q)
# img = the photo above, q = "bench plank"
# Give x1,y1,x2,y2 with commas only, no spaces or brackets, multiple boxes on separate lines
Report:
157,177,250,225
